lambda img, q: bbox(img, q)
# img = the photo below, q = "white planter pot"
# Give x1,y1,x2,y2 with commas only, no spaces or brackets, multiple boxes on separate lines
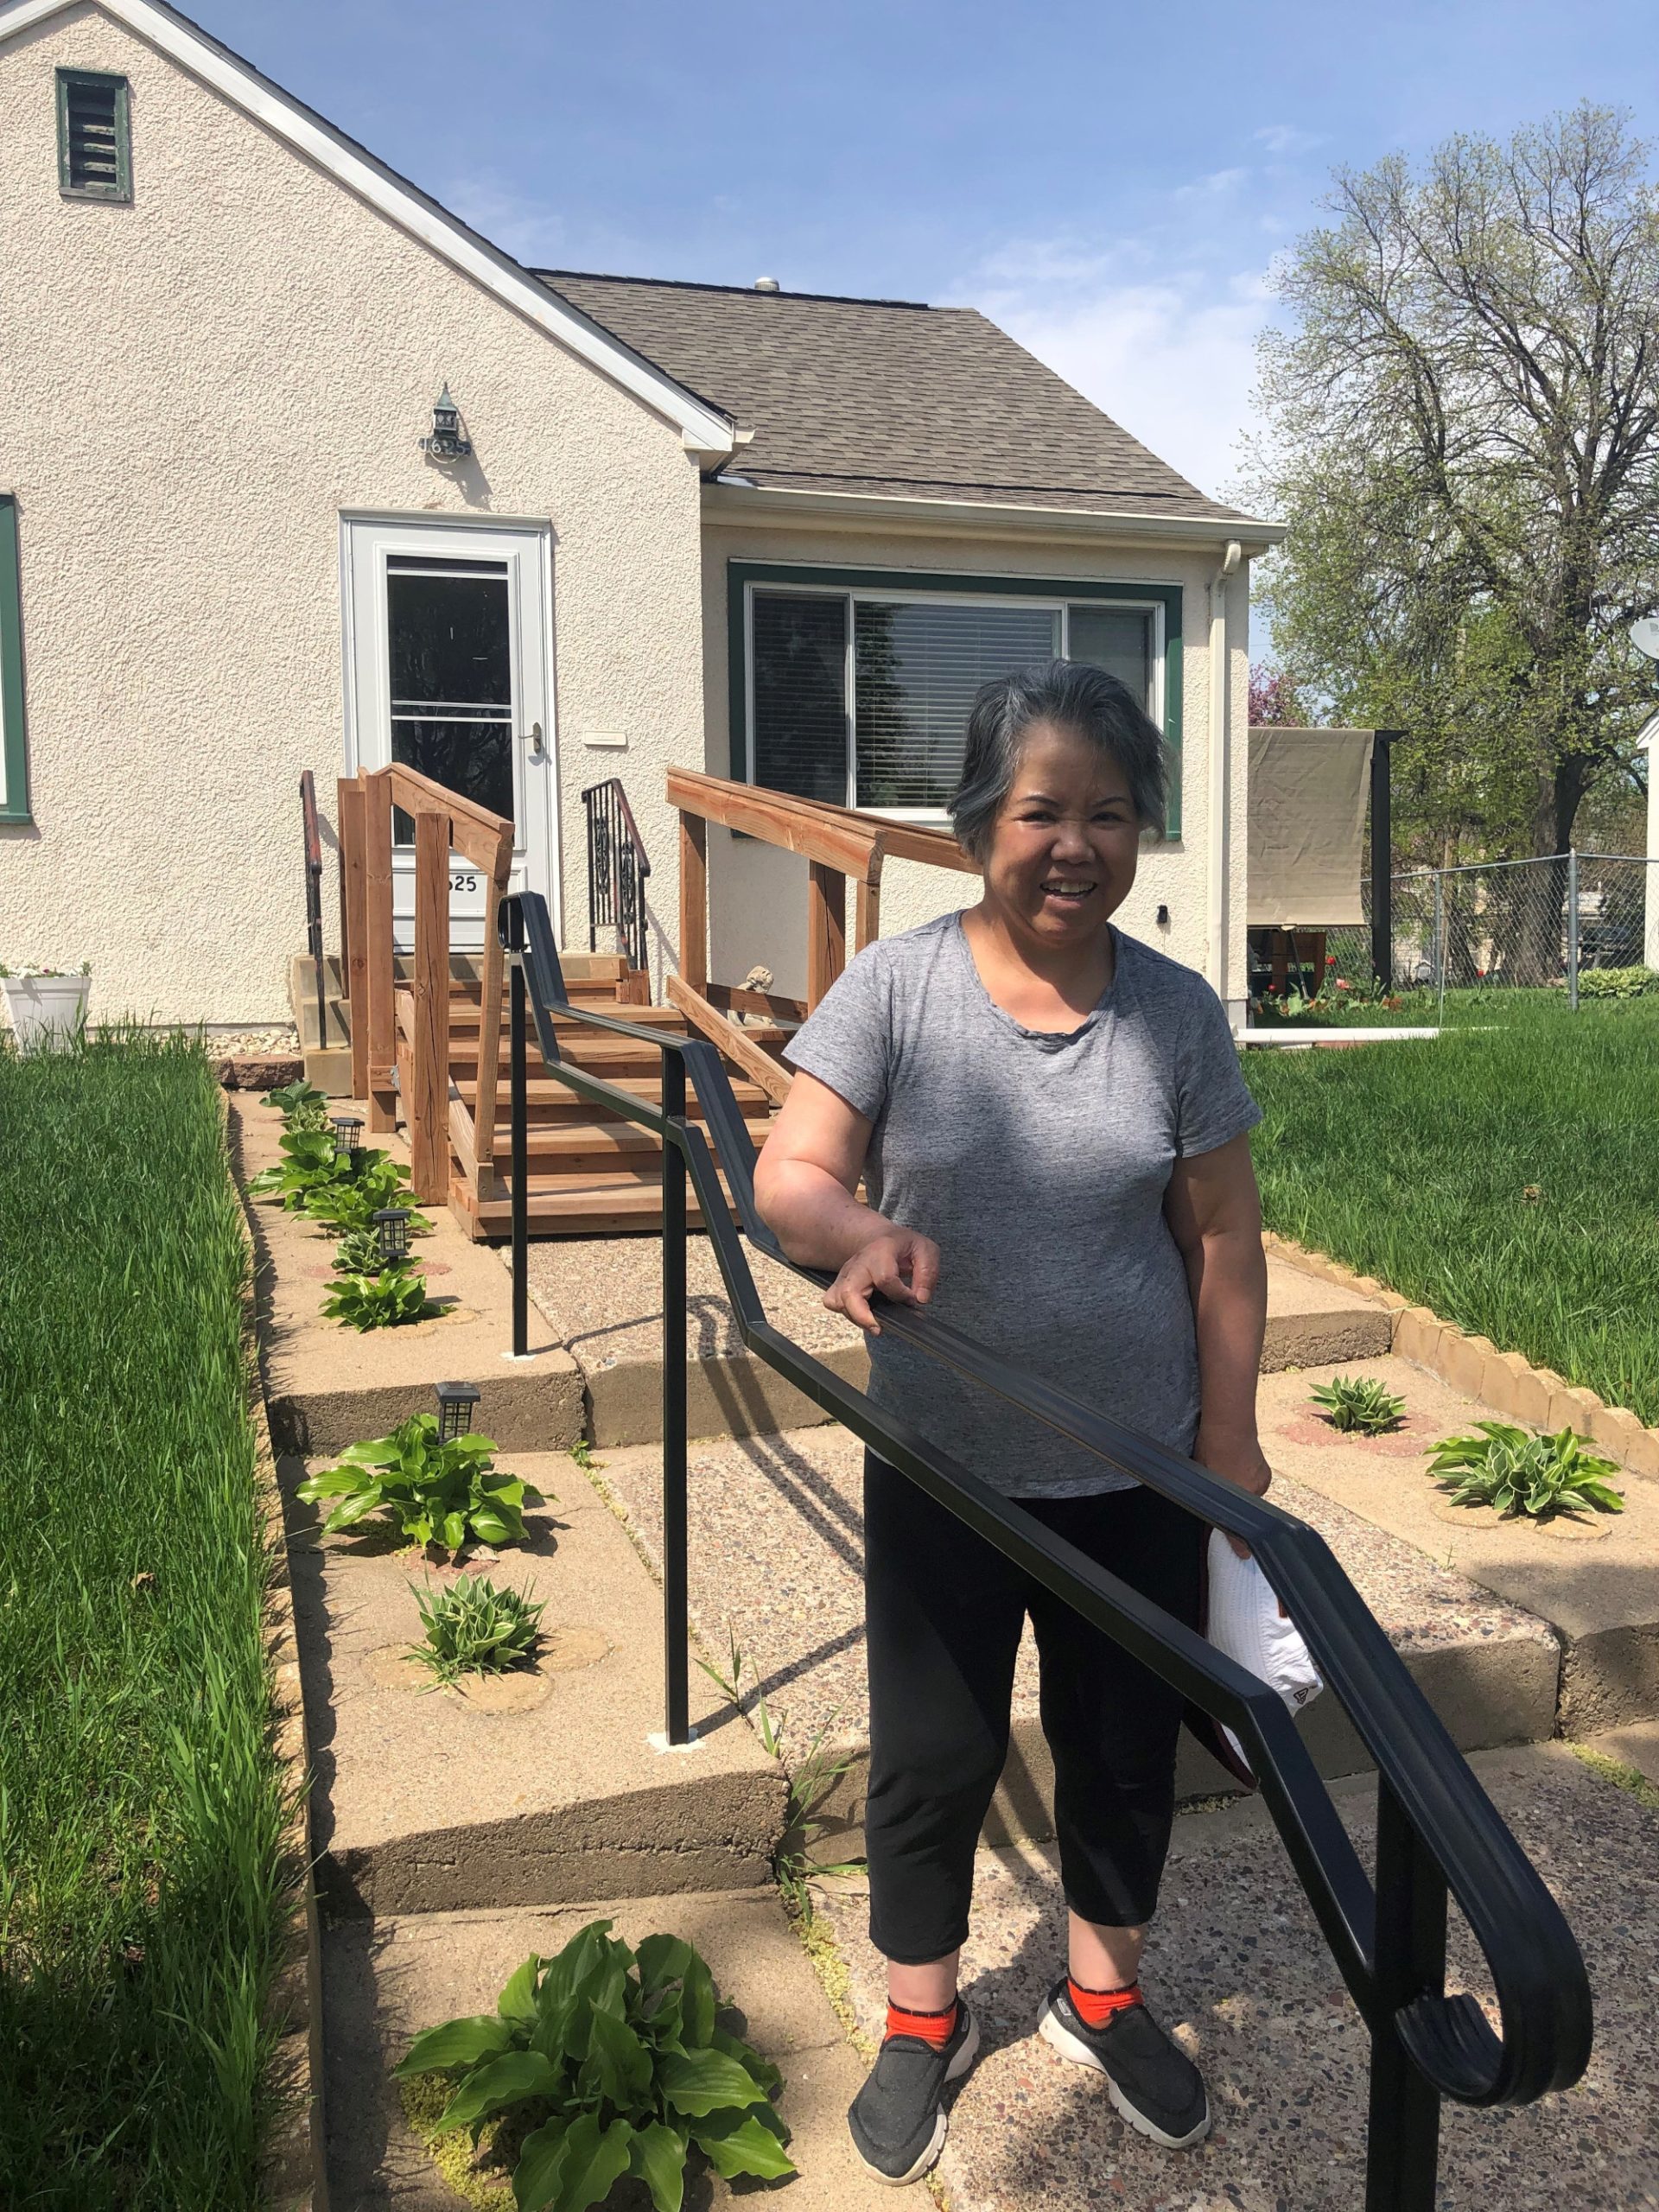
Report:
3,974,91,1052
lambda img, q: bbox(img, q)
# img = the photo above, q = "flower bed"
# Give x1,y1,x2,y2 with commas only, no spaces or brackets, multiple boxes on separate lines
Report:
0,1031,293,2209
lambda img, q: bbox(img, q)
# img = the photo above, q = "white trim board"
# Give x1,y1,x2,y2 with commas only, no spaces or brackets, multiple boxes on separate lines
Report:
0,0,734,456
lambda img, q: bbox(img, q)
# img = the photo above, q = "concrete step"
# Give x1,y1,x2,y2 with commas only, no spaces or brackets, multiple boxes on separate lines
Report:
321,1889,893,2212
1261,1350,1659,1734
586,1418,1562,1864
283,1449,785,1921
516,1246,1391,1448
810,1743,1659,2211
231,1095,586,1455
524,1231,873,1447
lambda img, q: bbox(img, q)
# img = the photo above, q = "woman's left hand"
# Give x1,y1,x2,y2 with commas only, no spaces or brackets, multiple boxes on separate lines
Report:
1193,1427,1272,1561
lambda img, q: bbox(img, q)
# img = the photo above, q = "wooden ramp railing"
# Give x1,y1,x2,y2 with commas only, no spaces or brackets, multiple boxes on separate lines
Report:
336,766,513,1205
664,769,977,1093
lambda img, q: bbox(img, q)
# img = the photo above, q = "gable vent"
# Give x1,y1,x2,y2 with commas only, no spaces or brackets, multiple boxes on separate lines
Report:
58,71,131,200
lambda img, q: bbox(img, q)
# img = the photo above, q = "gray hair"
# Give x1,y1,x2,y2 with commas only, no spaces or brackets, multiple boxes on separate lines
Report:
949,659,1169,861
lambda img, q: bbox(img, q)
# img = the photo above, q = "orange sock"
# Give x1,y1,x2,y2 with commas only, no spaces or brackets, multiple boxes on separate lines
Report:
885,1999,958,2049
1067,1976,1142,2029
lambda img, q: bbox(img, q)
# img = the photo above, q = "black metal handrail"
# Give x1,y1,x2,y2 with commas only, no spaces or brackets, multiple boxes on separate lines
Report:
581,775,651,976
499,888,1591,2209
299,769,328,1052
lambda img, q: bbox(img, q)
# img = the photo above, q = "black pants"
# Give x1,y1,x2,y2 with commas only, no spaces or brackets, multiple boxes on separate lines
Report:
862,1451,1203,1966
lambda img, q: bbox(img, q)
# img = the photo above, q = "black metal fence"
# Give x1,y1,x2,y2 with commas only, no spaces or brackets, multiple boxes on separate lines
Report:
581,774,652,976
500,888,1592,2210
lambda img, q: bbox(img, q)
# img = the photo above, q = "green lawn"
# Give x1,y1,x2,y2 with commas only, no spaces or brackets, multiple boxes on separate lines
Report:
0,1035,294,2209
1244,995,1659,1427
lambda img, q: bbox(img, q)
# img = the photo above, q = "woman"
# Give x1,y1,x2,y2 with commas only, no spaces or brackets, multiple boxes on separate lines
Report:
754,659,1269,2185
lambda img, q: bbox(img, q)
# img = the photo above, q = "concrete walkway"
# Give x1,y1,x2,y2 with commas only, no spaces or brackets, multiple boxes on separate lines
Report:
323,1887,893,2211
813,1744,1659,2212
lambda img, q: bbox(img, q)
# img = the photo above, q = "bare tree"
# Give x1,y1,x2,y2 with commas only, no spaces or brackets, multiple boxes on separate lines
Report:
1249,105,1659,858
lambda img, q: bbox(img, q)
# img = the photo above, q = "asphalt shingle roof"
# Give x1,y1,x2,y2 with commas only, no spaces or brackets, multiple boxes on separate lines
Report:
533,271,1246,524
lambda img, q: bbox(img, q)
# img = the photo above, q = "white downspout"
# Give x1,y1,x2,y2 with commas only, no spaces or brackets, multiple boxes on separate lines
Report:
1206,539,1243,1019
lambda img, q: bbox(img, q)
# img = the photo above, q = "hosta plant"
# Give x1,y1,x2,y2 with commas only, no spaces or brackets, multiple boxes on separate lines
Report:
249,1124,354,1207
250,1131,430,1231
302,1151,431,1234
331,1225,385,1274
321,1261,438,1331
1430,1422,1624,1520
298,1413,544,1556
1309,1374,1407,1435
409,1574,545,1686
263,1077,331,1129
393,1919,791,2211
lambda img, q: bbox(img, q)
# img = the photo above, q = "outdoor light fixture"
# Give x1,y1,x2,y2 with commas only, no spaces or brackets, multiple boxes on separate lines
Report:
372,1207,410,1265
420,382,472,462
330,1114,363,1158
435,1380,481,1441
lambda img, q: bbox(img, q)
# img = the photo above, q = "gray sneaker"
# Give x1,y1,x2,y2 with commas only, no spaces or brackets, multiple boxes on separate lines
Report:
848,2001,980,2185
1037,1978,1210,2148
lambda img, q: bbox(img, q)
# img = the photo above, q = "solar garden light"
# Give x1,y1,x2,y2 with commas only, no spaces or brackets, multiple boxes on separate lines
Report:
435,1380,481,1442
372,1206,410,1266
330,1113,363,1159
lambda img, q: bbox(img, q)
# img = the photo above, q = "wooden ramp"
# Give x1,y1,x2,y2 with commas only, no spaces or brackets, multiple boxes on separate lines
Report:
328,764,967,1241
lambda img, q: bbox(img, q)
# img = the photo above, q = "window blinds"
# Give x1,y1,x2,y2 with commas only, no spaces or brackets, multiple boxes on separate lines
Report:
855,601,1057,808
1067,604,1154,711
751,594,849,801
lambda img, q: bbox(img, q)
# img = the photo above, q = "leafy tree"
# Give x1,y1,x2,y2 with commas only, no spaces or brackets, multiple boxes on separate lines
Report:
1249,662,1306,726
1246,105,1659,861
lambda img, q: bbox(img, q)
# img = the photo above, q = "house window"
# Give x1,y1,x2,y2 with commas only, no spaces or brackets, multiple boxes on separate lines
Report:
0,498,29,824
740,569,1173,821
57,70,131,200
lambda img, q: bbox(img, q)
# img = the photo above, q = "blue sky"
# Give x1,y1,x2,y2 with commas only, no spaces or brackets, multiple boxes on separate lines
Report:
194,0,1656,506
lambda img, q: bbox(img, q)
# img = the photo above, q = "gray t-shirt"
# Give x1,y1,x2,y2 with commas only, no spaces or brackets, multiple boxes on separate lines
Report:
783,913,1262,1498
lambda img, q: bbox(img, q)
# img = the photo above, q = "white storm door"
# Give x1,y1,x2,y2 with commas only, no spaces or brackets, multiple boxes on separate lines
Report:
343,518,556,950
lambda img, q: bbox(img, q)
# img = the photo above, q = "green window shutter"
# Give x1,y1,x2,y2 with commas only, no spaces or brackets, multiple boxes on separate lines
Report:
0,498,29,825
57,70,131,201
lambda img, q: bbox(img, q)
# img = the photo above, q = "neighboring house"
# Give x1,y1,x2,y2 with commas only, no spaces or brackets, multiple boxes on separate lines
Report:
0,0,1281,1032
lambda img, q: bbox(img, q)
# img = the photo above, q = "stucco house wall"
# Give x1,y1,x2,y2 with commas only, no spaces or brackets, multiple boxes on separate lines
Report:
0,3,705,1024
698,509,1254,1007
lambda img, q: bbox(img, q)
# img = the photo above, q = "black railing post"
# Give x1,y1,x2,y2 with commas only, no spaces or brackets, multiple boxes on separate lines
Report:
509,910,530,1361
1365,1777,1446,2212
661,1049,690,1745
1370,730,1396,988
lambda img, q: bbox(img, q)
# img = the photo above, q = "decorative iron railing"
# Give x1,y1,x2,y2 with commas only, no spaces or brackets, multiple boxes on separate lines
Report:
299,769,328,1052
581,775,651,976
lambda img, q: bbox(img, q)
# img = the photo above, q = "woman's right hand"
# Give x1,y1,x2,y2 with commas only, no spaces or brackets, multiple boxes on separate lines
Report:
823,1229,941,1336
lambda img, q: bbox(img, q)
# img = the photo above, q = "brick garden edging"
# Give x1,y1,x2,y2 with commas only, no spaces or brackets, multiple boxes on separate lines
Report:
1263,1230,1659,1483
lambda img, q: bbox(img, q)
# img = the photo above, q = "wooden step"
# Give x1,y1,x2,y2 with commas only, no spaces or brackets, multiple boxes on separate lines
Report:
455,1074,772,1119
498,1117,771,1171
444,1032,790,1078
462,1176,734,1247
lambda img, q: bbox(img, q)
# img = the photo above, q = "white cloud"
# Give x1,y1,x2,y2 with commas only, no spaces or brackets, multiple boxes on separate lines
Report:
1174,166,1250,202
1253,124,1325,157
962,250,1276,504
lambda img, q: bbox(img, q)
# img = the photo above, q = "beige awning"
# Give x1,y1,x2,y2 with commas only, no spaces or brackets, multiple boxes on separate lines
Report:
1248,728,1374,928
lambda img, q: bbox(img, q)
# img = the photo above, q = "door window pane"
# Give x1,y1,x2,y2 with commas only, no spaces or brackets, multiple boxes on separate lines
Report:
855,601,1057,808
751,592,849,801
1068,604,1154,712
386,557,513,839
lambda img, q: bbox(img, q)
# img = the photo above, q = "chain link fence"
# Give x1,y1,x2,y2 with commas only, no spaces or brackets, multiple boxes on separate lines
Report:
1314,851,1659,1011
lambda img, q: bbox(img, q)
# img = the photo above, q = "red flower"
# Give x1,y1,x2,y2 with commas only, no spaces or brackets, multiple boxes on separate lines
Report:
1335,978,1351,990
